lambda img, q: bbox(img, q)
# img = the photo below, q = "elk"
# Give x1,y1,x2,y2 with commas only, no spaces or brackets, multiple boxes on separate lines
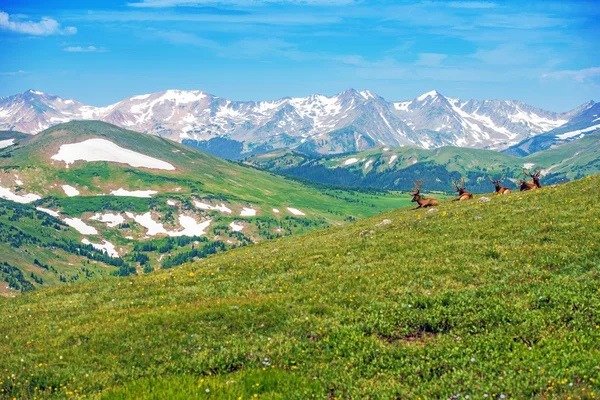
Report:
410,180,439,209
518,169,542,191
451,177,473,201
488,174,511,195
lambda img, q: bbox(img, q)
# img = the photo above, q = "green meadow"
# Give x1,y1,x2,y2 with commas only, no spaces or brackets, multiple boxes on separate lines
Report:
1,175,598,398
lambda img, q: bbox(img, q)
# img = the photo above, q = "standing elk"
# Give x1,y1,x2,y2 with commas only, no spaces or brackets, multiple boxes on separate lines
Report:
451,177,473,201
488,174,511,195
518,169,542,191
410,180,439,209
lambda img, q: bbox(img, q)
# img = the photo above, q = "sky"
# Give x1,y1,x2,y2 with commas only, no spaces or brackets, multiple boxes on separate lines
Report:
0,0,599,111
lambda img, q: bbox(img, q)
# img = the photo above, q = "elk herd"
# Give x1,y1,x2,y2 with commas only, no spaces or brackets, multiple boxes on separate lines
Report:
410,169,543,209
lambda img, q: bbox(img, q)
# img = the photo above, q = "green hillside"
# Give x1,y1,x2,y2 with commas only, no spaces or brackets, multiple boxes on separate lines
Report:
0,121,410,293
1,175,599,398
245,132,600,192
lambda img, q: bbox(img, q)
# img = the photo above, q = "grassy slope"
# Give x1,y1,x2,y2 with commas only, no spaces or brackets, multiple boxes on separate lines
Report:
0,121,412,290
0,201,118,295
1,175,599,398
2,120,408,221
246,133,600,192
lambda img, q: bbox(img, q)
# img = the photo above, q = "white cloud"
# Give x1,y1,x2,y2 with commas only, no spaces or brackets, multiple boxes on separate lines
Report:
63,46,108,53
0,10,76,36
0,70,27,76
541,67,600,83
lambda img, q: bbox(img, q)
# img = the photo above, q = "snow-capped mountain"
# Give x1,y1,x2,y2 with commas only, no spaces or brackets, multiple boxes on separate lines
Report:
393,90,572,149
503,101,600,156
0,88,594,156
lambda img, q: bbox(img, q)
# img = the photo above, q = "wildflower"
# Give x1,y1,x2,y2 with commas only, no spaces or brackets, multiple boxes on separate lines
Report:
189,272,195,277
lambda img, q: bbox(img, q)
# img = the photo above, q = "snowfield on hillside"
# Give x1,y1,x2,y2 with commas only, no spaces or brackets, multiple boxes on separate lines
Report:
287,207,306,216
90,213,125,227
51,139,176,170
64,218,98,235
62,185,80,197
241,207,257,216
0,139,15,149
230,221,244,232
0,186,41,204
194,201,232,214
36,207,60,217
111,188,157,198
169,216,211,237
81,239,118,258
555,124,600,140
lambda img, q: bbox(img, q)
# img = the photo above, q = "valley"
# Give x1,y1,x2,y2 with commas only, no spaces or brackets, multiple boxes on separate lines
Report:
245,131,600,192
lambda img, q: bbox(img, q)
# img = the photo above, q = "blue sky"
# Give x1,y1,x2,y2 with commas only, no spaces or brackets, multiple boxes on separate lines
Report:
0,0,599,111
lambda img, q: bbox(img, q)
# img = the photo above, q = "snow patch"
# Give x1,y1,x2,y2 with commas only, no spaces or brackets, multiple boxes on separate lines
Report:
90,213,125,227
111,188,157,198
240,207,256,216
287,207,305,216
168,215,211,237
344,157,359,166
272,208,280,213
82,239,118,258
51,139,175,170
0,186,41,204
0,139,15,149
36,207,60,217
388,155,398,165
364,160,373,170
556,124,600,140
167,199,177,206
64,218,98,235
193,200,232,214
62,185,80,197
523,163,536,169
229,221,244,232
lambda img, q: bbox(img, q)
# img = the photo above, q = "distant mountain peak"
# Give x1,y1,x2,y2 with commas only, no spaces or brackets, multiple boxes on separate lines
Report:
416,90,442,101
0,88,597,156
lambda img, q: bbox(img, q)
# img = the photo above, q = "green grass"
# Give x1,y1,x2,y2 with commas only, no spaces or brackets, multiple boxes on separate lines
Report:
1,175,599,398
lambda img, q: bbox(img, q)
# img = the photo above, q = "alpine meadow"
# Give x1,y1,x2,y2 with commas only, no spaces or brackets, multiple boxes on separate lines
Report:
1,0,600,398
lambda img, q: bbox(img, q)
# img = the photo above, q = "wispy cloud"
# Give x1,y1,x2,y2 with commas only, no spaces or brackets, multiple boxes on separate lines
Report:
153,30,219,48
0,70,27,76
415,53,448,67
75,10,340,25
63,46,108,53
128,0,353,8
0,10,76,35
448,1,497,9
541,67,600,83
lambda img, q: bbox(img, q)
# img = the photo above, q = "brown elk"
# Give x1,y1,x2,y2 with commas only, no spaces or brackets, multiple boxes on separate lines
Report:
488,174,511,195
410,180,439,209
518,169,542,191
451,177,473,201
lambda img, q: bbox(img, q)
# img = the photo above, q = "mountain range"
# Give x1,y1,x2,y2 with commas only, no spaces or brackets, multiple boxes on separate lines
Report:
245,130,600,192
1,89,598,158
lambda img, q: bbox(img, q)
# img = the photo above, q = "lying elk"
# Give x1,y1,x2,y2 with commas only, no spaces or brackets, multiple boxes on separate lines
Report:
451,177,473,201
410,180,439,209
518,169,542,191
488,174,511,195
